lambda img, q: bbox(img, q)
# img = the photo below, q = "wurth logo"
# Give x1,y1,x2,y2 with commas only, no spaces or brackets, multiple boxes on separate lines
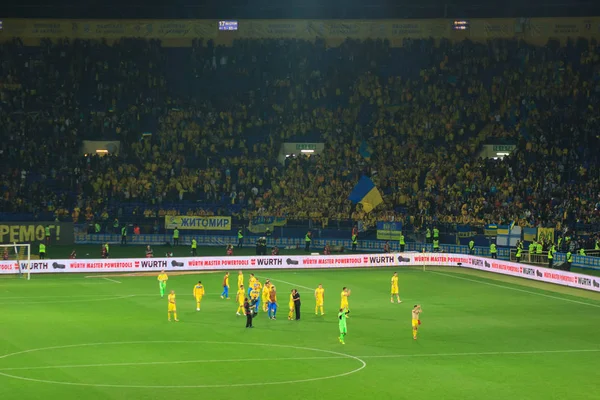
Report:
30,262,49,270
368,256,395,264
256,258,282,266
141,260,167,269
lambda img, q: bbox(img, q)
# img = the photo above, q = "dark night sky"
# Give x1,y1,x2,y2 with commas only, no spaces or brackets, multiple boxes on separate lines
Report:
0,0,598,19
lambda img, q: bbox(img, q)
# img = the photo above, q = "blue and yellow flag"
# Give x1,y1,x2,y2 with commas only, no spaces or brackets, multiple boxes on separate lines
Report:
348,176,383,213
359,141,373,161
523,227,537,242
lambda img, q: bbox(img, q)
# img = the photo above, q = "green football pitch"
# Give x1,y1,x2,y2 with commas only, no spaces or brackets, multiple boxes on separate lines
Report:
1,265,600,400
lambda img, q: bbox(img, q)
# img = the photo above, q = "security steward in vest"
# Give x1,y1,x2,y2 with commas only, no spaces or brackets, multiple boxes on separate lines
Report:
547,244,554,268
304,231,312,252
173,227,180,246
515,245,522,263
351,233,358,251
191,238,197,256
468,239,475,255
237,228,244,248
45,225,51,245
39,242,46,260
566,250,573,271
490,243,497,259
399,232,405,252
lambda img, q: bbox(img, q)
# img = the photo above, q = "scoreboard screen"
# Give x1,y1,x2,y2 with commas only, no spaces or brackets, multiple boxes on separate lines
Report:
218,20,238,31
452,20,470,31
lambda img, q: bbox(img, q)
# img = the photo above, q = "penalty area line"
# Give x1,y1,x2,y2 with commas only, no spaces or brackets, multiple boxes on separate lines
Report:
429,270,600,309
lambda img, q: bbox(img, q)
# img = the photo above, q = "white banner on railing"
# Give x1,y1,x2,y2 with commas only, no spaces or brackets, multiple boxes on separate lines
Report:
463,256,600,292
0,253,598,293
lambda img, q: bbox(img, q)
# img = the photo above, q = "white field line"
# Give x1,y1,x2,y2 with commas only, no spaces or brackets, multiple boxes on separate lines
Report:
3,295,136,305
0,356,341,371
0,282,115,287
255,275,314,291
430,271,600,309
84,276,121,284
1,348,598,371
0,293,225,300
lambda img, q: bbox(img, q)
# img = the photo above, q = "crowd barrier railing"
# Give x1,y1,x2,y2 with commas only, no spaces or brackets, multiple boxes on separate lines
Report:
75,234,600,271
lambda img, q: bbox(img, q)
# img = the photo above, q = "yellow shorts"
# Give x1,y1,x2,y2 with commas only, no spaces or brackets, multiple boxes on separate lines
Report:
391,287,399,295
341,302,348,310
168,304,177,312
412,319,419,328
289,303,294,309
195,296,203,302
316,300,323,307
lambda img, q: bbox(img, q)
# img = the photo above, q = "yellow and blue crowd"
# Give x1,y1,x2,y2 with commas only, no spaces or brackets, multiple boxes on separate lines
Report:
0,38,599,234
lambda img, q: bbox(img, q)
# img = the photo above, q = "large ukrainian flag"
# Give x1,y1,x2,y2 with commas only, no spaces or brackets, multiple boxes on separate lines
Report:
348,176,383,213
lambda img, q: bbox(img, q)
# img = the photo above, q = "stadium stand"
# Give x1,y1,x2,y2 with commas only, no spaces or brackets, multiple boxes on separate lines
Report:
1,36,600,236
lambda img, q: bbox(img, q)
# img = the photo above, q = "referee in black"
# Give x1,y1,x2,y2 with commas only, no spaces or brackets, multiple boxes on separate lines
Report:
244,298,254,328
292,289,301,320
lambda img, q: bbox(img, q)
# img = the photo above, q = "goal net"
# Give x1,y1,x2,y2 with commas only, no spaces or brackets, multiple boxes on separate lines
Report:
0,243,31,280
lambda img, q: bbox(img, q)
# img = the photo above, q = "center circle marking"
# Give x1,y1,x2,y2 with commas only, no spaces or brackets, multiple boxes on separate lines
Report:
0,340,367,388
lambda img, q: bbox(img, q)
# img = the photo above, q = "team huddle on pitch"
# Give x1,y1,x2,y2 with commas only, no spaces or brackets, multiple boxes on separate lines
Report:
157,270,423,342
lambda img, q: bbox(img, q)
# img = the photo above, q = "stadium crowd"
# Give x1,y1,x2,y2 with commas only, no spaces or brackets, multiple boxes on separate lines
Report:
1,36,599,231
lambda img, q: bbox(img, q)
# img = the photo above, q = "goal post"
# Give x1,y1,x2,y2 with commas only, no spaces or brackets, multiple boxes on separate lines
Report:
0,243,31,280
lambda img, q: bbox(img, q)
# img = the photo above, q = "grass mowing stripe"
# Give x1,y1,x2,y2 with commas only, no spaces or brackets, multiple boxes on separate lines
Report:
430,271,600,308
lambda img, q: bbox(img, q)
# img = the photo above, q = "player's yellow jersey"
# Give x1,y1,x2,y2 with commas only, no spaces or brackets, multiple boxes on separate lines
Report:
391,275,398,291
224,275,229,287
237,274,244,288
315,288,324,303
254,281,262,292
158,273,168,282
249,276,257,288
236,289,244,304
167,293,176,311
250,288,260,300
289,293,294,309
340,290,349,308
193,284,205,298
262,283,271,298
